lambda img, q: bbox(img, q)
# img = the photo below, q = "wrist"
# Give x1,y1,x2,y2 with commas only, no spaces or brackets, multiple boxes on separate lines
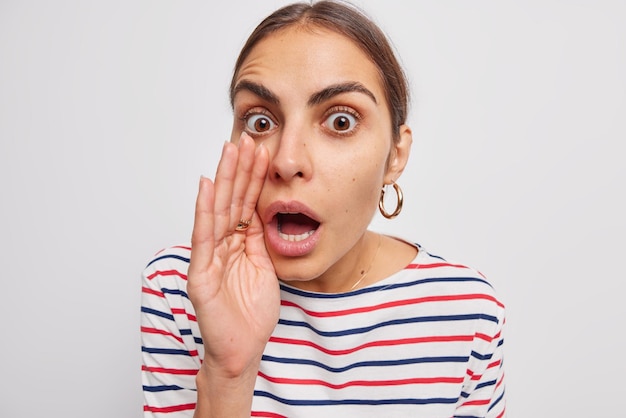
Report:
194,361,260,418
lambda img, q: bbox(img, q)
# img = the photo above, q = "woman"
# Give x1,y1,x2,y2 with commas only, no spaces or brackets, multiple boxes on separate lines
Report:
141,1,505,417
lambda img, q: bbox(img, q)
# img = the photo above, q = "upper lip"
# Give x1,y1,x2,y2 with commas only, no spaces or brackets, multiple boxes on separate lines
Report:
263,200,321,224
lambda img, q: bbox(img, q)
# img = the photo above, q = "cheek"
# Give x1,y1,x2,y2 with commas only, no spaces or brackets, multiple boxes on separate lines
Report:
336,164,385,217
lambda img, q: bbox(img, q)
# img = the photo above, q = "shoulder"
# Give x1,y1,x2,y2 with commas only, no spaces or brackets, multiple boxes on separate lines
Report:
142,244,192,285
411,245,497,290
390,242,505,319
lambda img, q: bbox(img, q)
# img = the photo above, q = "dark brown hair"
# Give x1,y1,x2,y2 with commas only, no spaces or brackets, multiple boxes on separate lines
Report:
229,0,409,140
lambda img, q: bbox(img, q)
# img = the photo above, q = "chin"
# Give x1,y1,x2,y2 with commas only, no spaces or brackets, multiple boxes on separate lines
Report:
275,269,316,283
272,259,322,283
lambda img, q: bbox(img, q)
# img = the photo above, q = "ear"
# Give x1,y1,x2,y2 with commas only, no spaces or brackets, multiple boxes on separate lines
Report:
384,124,413,184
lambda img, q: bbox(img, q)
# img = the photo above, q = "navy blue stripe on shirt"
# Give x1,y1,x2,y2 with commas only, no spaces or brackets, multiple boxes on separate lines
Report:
162,288,189,299
278,313,498,337
141,306,174,321
142,346,194,356
146,253,190,268
489,390,505,411
280,276,492,298
262,354,469,373
254,390,458,406
143,385,185,392
470,350,494,361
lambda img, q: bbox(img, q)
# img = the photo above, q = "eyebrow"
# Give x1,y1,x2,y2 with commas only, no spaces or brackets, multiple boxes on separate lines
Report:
231,80,378,107
307,82,378,106
231,80,279,106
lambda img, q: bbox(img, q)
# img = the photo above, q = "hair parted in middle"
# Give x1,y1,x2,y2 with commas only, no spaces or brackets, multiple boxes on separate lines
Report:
229,0,410,141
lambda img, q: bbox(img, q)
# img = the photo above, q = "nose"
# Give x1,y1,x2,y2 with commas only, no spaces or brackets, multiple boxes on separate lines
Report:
267,124,312,183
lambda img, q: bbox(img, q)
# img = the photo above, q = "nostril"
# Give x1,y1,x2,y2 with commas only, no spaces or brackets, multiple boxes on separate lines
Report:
269,158,307,181
272,171,304,180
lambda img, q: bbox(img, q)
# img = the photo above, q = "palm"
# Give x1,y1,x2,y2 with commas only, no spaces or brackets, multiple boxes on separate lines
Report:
187,135,280,376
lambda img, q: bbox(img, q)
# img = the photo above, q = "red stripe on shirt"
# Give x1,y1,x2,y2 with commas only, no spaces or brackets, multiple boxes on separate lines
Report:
251,412,288,418
488,359,502,369
405,262,469,269
171,308,197,321
258,371,463,388
474,332,494,343
147,269,188,281
141,326,184,344
143,403,196,413
269,335,473,356
142,365,198,375
496,373,505,390
281,293,499,318
461,399,490,407
142,286,164,298
154,245,191,256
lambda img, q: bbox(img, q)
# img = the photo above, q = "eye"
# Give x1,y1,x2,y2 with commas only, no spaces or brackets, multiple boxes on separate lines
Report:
244,113,276,134
323,110,359,134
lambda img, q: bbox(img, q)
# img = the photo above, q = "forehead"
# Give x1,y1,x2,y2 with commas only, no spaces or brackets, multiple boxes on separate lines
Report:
234,26,385,102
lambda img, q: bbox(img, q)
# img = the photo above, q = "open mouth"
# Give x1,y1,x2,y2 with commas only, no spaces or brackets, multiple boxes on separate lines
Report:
277,212,320,242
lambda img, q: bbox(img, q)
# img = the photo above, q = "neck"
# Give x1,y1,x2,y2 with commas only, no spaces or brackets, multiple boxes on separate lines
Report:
349,232,382,290
287,231,382,293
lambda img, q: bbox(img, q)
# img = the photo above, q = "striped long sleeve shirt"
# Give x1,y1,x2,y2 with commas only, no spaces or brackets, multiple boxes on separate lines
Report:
141,242,505,417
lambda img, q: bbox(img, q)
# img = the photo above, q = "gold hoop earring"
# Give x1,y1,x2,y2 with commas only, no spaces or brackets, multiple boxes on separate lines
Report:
379,182,403,219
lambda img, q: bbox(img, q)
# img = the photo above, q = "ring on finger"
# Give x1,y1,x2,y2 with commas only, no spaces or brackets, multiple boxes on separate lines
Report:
235,219,252,232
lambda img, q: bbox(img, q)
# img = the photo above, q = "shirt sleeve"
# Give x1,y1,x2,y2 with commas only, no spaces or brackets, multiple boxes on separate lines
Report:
453,290,506,418
140,246,202,417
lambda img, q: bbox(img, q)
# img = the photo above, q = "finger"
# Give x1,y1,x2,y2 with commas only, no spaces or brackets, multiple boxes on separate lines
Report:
229,133,256,229
212,141,238,240
189,176,215,277
244,209,275,273
241,141,269,227
242,145,270,268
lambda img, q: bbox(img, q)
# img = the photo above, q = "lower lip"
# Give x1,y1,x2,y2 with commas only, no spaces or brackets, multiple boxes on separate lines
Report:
265,217,321,257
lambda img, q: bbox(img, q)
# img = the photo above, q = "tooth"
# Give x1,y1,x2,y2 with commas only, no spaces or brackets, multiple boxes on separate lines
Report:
278,231,314,242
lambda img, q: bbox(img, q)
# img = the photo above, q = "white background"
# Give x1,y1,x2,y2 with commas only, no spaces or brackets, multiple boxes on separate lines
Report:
1,0,624,416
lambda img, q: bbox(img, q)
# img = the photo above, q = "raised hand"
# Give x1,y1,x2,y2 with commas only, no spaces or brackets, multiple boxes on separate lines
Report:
187,133,280,411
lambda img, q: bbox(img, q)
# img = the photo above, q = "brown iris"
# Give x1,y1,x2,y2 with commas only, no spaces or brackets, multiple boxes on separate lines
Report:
254,117,271,132
333,115,351,131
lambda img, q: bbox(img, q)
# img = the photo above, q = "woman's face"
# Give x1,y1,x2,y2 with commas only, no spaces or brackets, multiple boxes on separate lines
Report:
230,26,411,290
